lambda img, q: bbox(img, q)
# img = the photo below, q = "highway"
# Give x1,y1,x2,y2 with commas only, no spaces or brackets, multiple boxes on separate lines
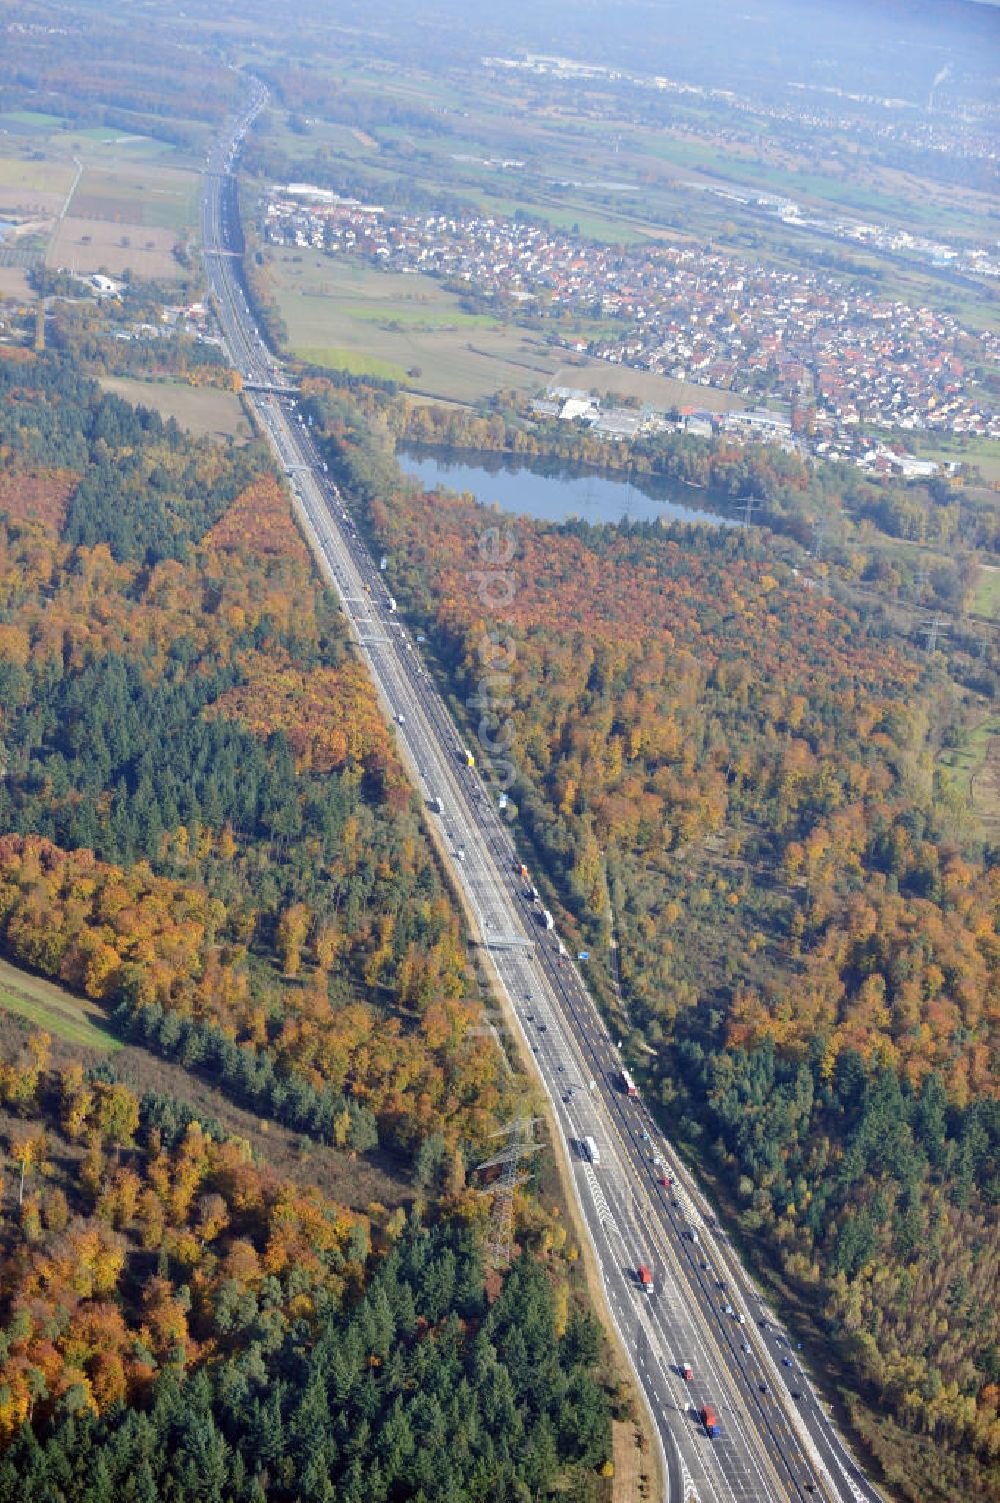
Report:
202,83,886,1503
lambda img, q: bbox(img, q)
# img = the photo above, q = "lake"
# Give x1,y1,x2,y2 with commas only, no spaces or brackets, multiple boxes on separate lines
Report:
397,445,737,529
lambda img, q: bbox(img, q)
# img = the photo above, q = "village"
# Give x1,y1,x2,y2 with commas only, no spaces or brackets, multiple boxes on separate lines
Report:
530,386,948,480
264,185,1000,466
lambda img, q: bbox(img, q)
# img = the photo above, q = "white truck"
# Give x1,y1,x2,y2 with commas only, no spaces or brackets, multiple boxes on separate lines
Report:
583,1136,601,1166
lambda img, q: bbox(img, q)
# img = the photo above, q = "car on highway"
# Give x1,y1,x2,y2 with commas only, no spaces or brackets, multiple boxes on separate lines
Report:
782,1357,794,1368
206,135,873,1499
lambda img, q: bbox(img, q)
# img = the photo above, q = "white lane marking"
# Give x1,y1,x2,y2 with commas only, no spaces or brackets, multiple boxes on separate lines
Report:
210,279,866,1503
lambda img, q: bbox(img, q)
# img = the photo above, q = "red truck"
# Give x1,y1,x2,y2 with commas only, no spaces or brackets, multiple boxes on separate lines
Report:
620,1066,639,1098
637,1264,653,1291
700,1404,720,1438
681,1363,694,1382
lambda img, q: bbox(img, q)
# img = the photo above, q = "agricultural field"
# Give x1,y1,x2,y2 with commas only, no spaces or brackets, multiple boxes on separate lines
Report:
633,128,997,245
0,154,76,220
907,434,1000,487
0,110,67,132
0,266,32,301
98,376,252,444
0,105,199,162
68,162,199,232
263,59,997,333
265,114,376,162
57,129,185,162
272,247,571,400
43,159,199,278
46,215,183,278
0,126,198,281
269,245,751,410
0,955,119,1053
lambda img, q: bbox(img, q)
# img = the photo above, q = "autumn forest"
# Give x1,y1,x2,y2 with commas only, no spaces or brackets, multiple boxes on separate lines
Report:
301,371,1000,1503
0,344,616,1500
0,4,998,1500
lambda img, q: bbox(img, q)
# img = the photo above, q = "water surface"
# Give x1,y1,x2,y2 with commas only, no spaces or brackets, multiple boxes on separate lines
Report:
397,445,737,529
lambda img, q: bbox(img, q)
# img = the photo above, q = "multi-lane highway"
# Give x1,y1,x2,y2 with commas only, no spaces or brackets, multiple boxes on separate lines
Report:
202,83,885,1503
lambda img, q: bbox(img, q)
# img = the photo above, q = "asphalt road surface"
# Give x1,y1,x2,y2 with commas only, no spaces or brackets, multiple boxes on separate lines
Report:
201,81,886,1503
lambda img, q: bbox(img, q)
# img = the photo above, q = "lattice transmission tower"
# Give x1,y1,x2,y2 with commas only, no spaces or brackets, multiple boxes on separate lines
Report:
920,615,950,654
475,1116,541,1269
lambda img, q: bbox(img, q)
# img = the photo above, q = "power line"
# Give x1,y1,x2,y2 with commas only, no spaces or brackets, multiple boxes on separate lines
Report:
476,1116,541,1269
920,615,949,654
740,494,764,530
811,517,826,560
